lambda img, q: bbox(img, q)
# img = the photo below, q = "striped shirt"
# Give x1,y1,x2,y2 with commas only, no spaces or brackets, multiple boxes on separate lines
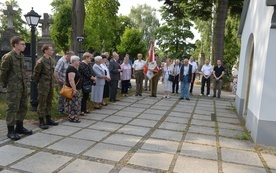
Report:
54,56,70,82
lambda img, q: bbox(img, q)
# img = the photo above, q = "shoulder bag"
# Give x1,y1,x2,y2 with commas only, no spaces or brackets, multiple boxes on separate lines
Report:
60,79,80,99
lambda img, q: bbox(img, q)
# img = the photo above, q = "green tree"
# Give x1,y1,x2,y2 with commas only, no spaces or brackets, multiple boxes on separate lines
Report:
0,0,28,41
154,5,194,58
84,0,120,52
129,4,160,49
50,0,72,53
117,28,147,57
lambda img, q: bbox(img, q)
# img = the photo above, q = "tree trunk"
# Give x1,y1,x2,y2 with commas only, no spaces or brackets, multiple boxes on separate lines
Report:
71,0,85,55
214,0,229,62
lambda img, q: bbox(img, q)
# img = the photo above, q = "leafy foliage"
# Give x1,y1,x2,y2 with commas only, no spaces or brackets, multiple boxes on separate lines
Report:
117,28,147,57
84,0,120,52
50,0,71,53
128,4,160,49
154,5,194,59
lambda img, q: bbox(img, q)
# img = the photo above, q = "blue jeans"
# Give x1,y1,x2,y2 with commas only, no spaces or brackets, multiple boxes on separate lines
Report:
180,76,190,99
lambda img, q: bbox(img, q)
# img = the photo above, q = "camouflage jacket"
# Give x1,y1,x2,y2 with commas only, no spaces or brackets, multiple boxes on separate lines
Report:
0,50,27,92
34,56,55,89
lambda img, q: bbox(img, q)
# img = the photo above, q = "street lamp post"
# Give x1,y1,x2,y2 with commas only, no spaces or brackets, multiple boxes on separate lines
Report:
24,7,41,111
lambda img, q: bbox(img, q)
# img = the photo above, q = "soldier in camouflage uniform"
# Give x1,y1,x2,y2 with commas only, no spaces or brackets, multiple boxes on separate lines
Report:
34,44,58,129
0,36,33,141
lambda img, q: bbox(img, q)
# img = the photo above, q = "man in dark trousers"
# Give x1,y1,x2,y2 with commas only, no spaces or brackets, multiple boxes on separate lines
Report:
213,59,225,98
0,36,33,140
179,58,193,100
109,52,122,102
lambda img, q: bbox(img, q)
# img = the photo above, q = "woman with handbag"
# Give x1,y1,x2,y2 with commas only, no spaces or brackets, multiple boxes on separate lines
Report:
79,52,96,116
64,55,82,123
162,58,174,98
91,56,109,109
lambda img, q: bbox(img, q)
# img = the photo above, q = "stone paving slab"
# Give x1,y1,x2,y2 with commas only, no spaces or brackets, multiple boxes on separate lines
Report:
120,167,154,173
180,142,217,160
261,153,276,170
47,137,93,154
159,121,187,131
15,133,62,148
117,125,150,136
83,143,131,162
168,112,191,118
174,155,218,173
103,115,133,124
114,111,141,118
128,149,174,170
42,125,81,136
151,129,183,141
138,113,163,121
0,145,35,166
185,133,217,146
89,121,123,131
103,134,142,147
59,159,114,173
219,137,255,151
222,162,267,173
188,126,216,136
70,129,110,142
141,138,179,154
165,116,189,124
219,128,245,138
129,119,158,128
221,148,263,166
11,152,72,173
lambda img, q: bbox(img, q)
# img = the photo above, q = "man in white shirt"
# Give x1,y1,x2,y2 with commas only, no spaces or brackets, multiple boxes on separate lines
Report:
133,53,146,96
200,59,213,96
189,56,198,95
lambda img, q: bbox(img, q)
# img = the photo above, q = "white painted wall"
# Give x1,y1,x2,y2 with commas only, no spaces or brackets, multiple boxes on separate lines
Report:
237,0,274,120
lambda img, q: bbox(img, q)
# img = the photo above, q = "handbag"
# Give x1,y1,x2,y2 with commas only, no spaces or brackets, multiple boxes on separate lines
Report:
60,79,80,99
168,74,175,82
82,84,92,93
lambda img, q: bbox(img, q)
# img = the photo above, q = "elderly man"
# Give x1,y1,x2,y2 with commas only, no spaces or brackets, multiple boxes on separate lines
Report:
54,51,75,114
179,59,193,100
189,56,198,95
133,53,146,96
109,52,122,102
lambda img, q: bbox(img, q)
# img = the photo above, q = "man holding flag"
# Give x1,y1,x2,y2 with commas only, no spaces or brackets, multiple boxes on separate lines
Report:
143,41,162,97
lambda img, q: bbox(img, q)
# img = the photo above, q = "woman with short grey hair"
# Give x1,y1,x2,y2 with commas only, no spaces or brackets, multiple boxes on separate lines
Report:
91,56,108,109
64,55,82,123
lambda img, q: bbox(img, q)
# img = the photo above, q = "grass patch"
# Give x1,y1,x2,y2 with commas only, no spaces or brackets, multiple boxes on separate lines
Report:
235,131,250,140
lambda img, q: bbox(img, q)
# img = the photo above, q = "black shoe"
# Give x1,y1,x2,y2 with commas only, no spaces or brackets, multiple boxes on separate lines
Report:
46,115,58,126
7,126,21,141
7,132,21,141
135,93,139,96
218,95,220,99
39,118,49,129
138,94,142,96
172,92,175,93
115,99,120,101
150,95,157,97
213,95,216,97
185,98,190,101
179,97,184,100
109,99,116,103
15,121,33,135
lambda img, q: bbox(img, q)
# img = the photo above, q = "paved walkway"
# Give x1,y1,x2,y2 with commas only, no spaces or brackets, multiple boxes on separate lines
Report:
0,82,275,173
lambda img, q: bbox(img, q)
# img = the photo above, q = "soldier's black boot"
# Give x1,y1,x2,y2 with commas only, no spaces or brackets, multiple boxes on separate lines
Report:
15,120,33,135
7,126,21,141
39,118,49,129
46,115,58,126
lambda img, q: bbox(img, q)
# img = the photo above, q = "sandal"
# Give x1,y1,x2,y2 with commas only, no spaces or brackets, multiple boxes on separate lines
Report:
84,110,90,113
80,112,85,116
102,103,108,106
68,116,81,123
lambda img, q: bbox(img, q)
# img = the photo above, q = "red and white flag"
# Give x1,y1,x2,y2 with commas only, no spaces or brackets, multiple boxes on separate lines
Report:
143,41,159,79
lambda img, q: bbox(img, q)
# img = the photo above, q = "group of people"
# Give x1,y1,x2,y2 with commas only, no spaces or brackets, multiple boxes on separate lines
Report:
0,36,135,140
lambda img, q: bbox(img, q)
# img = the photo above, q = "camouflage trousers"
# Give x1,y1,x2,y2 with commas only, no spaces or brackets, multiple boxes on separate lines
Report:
6,90,28,126
37,87,54,118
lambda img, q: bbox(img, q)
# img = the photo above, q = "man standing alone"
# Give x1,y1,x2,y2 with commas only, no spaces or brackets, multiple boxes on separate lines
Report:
133,53,146,96
0,36,32,140
213,59,225,98
34,44,59,129
200,59,213,97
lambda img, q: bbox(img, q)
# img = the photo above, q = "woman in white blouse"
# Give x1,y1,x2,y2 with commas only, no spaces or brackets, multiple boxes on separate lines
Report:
120,57,132,96
162,58,174,98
